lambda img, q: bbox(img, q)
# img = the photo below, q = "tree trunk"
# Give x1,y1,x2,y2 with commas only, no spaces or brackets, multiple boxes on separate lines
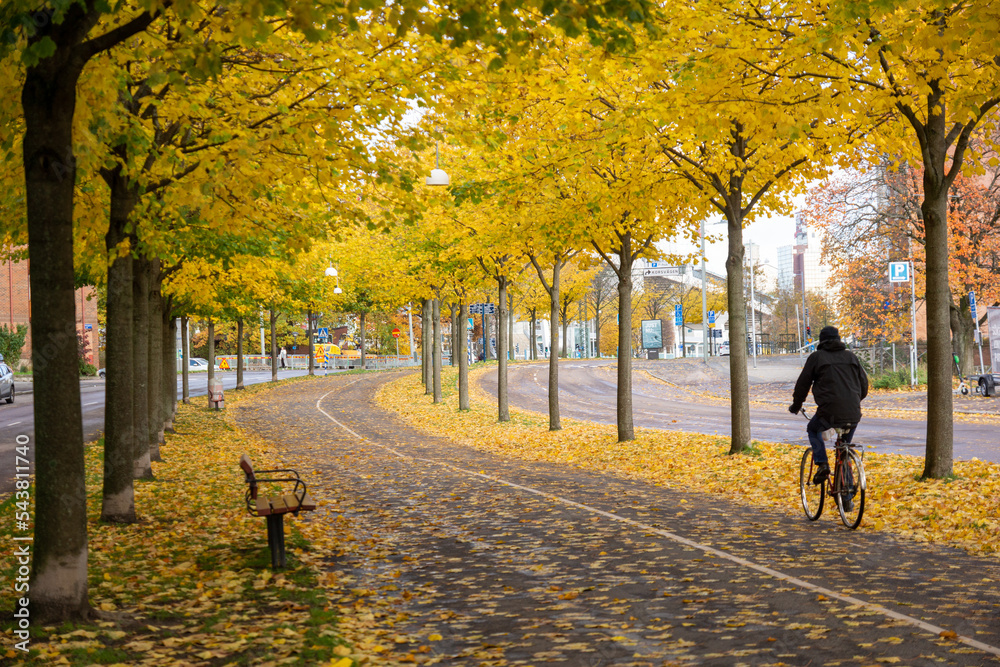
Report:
132,256,152,479
615,246,635,442
162,303,175,434
101,194,135,523
181,316,190,404
423,299,432,393
270,309,278,382
21,1,160,622
561,314,569,358
595,306,602,358
451,304,459,367
508,292,515,361
483,308,491,360
359,311,367,370
921,168,954,478
207,318,216,388
498,277,510,421
459,302,470,410
547,266,562,430
147,261,163,462
22,40,93,628
530,308,537,360
307,309,314,376
432,299,442,403
951,296,975,377
236,319,245,389
725,214,752,454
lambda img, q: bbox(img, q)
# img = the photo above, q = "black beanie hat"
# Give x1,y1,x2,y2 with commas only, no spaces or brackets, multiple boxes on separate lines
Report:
819,326,840,342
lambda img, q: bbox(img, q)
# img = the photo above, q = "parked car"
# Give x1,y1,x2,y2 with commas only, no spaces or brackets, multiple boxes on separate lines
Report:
0,355,15,404
189,357,221,371
98,367,106,379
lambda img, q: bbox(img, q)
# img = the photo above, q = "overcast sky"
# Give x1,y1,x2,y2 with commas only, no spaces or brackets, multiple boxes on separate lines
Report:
656,194,807,275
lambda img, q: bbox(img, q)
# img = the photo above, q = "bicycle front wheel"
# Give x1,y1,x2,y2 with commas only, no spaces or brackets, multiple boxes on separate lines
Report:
835,450,866,529
800,449,824,521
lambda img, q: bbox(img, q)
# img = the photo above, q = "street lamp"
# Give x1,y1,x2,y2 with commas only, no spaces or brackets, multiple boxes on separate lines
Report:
425,142,450,186
325,265,342,294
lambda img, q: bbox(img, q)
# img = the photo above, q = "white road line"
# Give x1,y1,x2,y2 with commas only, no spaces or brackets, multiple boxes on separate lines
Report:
84,402,100,406
314,390,1000,659
8,421,21,426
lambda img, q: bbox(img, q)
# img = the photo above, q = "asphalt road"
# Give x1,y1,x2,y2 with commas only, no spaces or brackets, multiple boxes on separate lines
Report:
479,359,1000,464
0,369,312,495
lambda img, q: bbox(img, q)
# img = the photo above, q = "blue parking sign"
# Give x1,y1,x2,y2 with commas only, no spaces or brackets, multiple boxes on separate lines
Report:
889,262,909,283
674,304,683,326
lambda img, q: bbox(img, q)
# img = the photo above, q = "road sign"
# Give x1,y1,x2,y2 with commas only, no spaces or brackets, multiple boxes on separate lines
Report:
674,304,682,326
889,261,910,283
969,291,978,322
316,327,329,338
467,317,474,331
391,328,400,339
644,267,683,277
708,310,716,327
469,303,496,315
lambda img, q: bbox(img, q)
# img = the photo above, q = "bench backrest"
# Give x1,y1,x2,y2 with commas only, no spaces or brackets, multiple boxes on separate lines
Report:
240,454,257,499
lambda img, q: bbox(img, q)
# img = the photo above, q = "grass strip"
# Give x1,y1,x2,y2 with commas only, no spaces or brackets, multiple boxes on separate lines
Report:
1,376,363,667
377,366,1000,558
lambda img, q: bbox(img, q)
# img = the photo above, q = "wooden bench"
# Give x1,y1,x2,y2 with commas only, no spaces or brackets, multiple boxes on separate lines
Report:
239,454,316,568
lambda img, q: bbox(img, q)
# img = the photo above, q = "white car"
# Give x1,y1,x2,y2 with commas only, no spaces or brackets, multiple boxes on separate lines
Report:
0,356,14,404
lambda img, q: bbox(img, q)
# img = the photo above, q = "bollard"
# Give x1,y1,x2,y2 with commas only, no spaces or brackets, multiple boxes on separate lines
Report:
208,378,225,410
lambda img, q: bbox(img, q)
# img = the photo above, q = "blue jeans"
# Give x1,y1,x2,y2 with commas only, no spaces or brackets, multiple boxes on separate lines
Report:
807,414,857,467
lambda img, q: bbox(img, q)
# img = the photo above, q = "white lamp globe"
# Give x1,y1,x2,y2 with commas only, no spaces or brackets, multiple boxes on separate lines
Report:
426,168,450,186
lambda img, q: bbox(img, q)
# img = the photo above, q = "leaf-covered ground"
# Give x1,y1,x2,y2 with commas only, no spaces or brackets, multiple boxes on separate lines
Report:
0,377,365,666
378,367,1000,558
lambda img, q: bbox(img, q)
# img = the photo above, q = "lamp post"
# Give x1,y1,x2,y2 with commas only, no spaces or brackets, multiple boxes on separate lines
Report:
424,142,449,396
316,262,344,375
747,239,757,369
700,219,726,363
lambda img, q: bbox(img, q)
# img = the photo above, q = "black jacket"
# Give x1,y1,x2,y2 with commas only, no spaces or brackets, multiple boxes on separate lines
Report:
792,339,869,426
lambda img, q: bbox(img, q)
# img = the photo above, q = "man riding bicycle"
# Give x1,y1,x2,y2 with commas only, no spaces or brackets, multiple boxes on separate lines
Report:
788,326,869,489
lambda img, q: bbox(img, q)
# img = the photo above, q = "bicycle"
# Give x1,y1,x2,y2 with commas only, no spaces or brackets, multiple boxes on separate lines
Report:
797,409,867,529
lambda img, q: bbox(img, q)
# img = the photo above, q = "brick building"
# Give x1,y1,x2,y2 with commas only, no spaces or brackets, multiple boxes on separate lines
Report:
0,255,100,367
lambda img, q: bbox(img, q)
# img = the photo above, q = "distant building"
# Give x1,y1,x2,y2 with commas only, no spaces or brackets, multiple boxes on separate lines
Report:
777,245,795,291
792,212,834,299
0,253,99,366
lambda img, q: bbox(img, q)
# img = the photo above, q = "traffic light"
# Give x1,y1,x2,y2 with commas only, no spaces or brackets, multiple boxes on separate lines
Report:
806,326,811,338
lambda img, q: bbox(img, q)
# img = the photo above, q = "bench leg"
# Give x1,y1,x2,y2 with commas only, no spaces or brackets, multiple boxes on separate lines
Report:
266,514,286,568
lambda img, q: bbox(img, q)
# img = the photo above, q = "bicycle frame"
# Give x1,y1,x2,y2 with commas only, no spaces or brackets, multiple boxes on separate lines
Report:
798,409,866,528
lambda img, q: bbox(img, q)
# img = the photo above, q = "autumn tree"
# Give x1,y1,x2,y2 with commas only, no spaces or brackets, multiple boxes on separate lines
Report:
768,0,1000,477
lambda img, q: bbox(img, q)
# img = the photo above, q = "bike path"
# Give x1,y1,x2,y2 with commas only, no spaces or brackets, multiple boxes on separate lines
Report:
232,374,1000,666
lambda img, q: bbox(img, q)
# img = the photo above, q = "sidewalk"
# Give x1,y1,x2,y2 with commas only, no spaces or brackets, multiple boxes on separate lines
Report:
233,375,1000,665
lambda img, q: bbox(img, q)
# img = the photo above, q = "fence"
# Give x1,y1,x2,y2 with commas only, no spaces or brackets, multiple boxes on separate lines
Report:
211,354,417,371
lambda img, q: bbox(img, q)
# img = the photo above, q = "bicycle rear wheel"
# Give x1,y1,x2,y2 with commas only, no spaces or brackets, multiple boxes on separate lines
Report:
835,450,866,529
800,449,824,520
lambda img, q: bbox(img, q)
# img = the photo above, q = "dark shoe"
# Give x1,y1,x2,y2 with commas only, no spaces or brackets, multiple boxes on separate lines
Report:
812,464,830,485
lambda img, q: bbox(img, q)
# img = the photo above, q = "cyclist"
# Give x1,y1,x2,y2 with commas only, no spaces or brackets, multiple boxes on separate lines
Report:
788,326,869,493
